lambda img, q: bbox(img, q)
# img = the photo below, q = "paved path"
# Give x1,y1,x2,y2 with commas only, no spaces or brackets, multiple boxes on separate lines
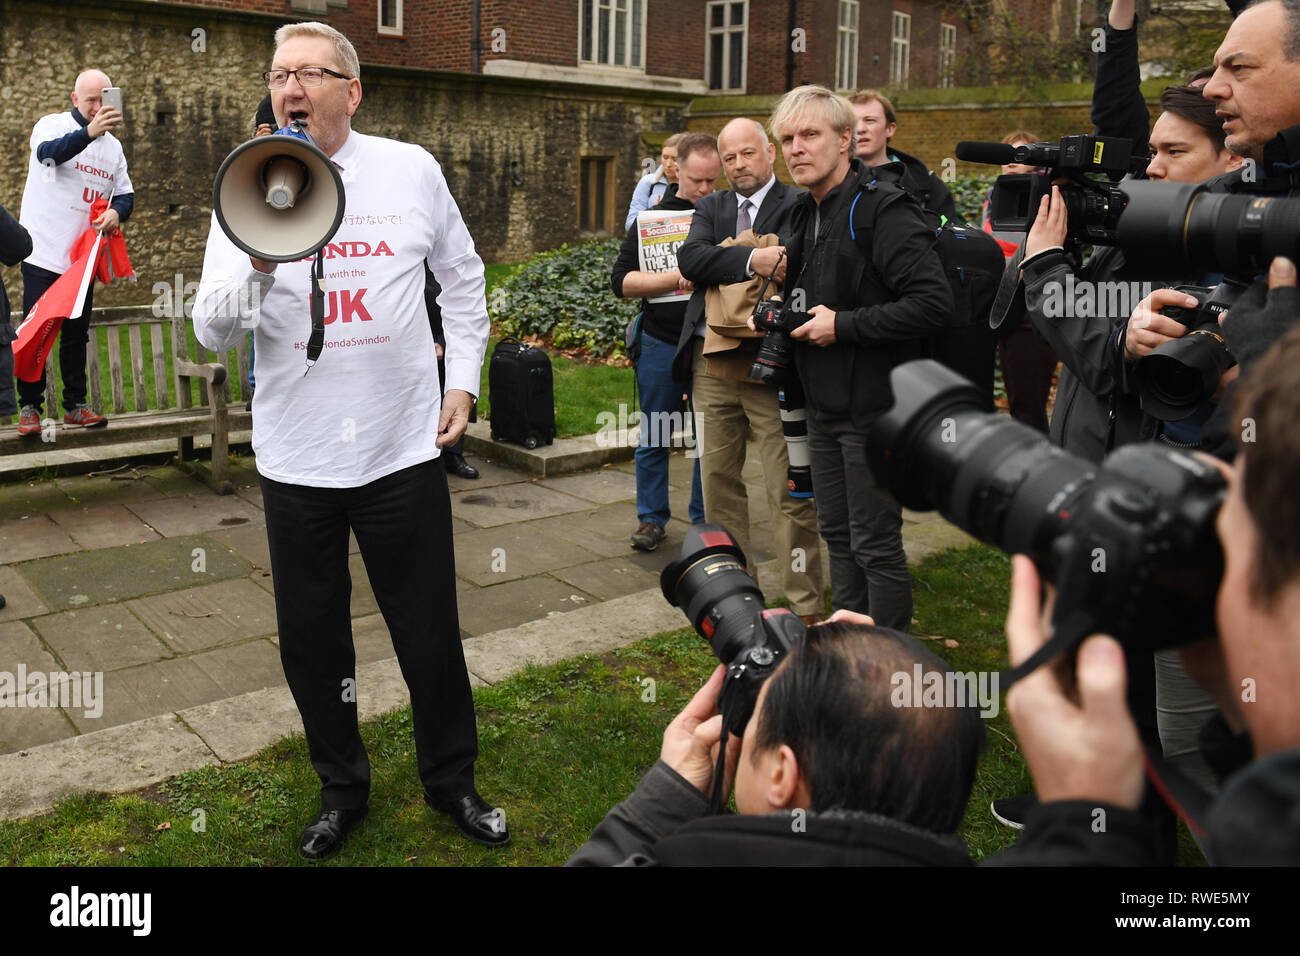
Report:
0,445,973,820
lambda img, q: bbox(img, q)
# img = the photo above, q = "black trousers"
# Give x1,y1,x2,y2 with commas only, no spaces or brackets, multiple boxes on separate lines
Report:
998,325,1058,435
18,262,95,414
259,459,477,811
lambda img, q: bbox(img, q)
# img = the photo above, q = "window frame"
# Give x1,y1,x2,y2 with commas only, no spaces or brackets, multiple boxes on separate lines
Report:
705,0,749,93
835,0,860,91
579,0,647,71
890,10,911,89
939,22,957,89
378,0,402,37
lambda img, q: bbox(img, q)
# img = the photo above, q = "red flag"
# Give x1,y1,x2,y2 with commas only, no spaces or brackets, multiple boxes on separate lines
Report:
12,234,102,383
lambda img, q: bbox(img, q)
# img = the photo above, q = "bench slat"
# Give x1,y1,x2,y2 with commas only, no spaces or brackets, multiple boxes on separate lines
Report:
87,327,103,414
172,313,191,410
150,323,169,409
107,327,125,414
128,324,147,412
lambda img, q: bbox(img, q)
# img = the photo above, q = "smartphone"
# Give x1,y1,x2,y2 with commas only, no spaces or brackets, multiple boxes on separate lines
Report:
101,87,123,116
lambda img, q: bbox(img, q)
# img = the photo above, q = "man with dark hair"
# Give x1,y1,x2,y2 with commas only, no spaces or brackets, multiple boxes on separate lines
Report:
998,300,1300,865
567,617,985,865
613,132,719,551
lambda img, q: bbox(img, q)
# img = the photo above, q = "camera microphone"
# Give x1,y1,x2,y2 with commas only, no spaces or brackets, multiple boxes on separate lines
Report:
955,141,1016,165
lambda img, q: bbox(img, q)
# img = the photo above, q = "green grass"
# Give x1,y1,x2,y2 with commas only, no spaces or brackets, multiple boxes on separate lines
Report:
0,543,1206,865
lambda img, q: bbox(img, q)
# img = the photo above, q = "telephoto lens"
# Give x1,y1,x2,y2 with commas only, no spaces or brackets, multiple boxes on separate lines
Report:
867,360,1225,653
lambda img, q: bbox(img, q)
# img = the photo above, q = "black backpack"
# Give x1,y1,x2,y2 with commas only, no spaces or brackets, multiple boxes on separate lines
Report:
488,337,557,449
850,175,1005,410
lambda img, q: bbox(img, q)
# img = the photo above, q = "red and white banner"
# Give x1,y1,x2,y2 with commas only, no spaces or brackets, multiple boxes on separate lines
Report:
12,234,102,382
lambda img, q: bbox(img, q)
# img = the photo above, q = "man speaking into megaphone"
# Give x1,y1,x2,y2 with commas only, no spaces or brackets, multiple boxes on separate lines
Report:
192,21,505,861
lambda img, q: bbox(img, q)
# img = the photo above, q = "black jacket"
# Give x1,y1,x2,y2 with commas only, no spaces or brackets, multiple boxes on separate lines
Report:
783,159,952,428
611,188,696,347
0,203,33,345
566,760,973,866
885,147,957,222
674,177,803,382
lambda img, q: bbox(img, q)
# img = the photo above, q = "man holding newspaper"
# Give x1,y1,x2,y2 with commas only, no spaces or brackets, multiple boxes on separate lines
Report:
611,132,721,552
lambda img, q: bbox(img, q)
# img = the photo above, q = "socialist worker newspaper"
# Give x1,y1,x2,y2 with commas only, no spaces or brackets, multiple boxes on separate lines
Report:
636,207,694,305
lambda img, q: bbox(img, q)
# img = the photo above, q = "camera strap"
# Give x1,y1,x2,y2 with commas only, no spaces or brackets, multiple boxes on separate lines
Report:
1000,610,1213,839
752,251,786,306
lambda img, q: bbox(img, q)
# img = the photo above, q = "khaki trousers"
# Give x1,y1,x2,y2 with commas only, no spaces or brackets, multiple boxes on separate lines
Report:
691,339,826,616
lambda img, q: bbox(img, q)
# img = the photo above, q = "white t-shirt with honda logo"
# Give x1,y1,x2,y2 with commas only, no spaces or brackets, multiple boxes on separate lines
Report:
20,111,133,274
192,130,489,489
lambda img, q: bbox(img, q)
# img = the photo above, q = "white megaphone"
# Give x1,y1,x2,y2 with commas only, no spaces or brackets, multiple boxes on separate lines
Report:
212,122,345,262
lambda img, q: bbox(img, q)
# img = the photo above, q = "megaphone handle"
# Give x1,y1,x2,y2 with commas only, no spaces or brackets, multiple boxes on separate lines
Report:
305,250,326,371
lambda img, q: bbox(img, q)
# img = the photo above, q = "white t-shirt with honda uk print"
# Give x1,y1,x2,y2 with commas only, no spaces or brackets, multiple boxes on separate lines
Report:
20,111,133,274
192,130,489,489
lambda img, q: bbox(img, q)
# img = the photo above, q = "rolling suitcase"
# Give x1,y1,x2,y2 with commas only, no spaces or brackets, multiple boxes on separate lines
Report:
488,337,557,449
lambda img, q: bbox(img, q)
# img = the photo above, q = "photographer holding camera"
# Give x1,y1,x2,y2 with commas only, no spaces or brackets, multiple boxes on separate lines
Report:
758,86,951,632
992,317,1300,865
567,615,984,866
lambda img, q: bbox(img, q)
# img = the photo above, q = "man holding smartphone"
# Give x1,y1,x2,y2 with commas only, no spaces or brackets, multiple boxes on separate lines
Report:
16,69,133,433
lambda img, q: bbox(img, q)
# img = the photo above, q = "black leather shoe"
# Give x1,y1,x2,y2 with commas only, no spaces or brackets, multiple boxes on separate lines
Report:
0,594,6,610
425,790,510,847
443,452,480,479
298,804,368,860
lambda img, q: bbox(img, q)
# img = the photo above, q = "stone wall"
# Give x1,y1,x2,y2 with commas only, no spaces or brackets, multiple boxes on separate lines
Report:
0,0,689,308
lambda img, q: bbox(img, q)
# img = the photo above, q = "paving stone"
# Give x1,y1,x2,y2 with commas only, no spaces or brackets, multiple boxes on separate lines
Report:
664,451,702,489
0,621,79,754
0,481,73,522
902,521,978,563
0,514,80,565
55,473,172,508
449,482,593,529
352,613,395,664
348,551,380,618
21,533,252,612
452,524,602,586
126,493,265,538
445,457,529,492
177,683,304,764
125,578,279,653
455,575,597,637
463,586,687,685
550,557,663,602
0,714,215,821
529,504,652,559
69,639,285,732
30,605,173,673
450,517,473,535
537,467,637,505
48,504,162,550
0,566,50,621
208,523,272,571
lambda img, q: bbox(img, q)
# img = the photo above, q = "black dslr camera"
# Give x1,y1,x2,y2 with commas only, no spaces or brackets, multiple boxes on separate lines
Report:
748,298,810,387
1134,280,1246,421
660,524,805,737
868,360,1225,667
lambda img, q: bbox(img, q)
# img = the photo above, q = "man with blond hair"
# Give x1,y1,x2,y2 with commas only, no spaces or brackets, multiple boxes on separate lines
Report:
194,21,505,860
765,86,951,631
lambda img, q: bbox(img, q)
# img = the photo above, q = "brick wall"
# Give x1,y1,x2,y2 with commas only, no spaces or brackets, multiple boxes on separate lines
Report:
0,0,689,307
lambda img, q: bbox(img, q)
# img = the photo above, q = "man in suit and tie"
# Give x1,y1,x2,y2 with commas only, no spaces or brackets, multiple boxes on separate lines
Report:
676,118,826,624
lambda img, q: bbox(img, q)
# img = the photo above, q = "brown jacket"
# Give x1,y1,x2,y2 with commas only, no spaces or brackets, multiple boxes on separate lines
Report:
701,230,782,382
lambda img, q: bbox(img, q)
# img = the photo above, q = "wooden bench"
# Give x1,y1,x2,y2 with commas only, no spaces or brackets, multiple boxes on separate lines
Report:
0,305,252,494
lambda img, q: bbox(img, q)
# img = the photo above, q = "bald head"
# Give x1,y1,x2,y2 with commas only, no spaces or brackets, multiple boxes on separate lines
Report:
71,70,113,123
718,117,776,197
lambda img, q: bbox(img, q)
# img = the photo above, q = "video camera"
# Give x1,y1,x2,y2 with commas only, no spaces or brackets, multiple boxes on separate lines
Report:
867,359,1225,670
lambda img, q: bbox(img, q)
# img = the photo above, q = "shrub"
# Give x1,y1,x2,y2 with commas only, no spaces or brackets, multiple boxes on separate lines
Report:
948,174,998,226
489,238,638,359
